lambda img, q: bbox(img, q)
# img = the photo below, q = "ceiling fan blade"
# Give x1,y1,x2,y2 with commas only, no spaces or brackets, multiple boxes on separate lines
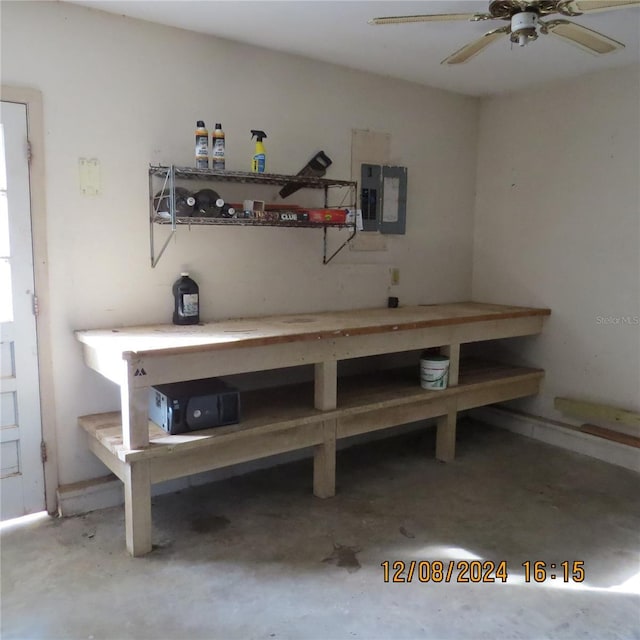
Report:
441,26,510,64
544,19,625,53
369,13,490,25
571,0,640,13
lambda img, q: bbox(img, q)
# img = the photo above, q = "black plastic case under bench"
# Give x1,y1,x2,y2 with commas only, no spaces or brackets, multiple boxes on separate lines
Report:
149,378,240,435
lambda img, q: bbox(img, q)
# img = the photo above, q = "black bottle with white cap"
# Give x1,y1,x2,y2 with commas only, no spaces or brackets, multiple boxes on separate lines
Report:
172,272,199,325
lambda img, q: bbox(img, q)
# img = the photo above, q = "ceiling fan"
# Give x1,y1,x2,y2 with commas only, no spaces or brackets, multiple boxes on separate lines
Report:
369,0,640,64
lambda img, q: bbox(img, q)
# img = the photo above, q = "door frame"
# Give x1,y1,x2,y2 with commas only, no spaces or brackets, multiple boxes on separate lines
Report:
2,86,58,515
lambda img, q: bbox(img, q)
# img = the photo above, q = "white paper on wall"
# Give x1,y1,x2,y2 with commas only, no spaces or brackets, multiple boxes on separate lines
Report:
346,209,364,231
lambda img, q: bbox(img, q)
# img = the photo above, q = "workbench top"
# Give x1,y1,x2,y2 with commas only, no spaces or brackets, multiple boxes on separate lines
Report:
75,302,550,358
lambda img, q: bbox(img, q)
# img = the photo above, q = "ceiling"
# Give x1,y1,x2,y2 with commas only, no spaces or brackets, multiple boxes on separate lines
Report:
70,1,640,96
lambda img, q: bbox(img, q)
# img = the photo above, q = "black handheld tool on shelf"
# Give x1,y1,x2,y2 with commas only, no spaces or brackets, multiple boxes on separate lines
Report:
279,150,333,199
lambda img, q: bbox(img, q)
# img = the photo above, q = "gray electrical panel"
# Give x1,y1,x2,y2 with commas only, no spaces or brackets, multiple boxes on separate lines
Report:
360,164,408,235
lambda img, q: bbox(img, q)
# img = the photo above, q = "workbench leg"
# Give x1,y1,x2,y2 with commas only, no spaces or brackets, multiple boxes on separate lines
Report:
436,406,458,462
124,460,152,557
314,419,336,498
440,343,460,387
121,363,150,450
314,360,337,410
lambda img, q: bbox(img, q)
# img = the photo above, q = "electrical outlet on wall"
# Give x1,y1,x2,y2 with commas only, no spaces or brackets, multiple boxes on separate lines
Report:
390,267,400,286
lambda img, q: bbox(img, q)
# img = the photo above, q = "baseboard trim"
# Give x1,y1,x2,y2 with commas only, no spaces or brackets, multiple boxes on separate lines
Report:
471,406,640,473
57,474,123,517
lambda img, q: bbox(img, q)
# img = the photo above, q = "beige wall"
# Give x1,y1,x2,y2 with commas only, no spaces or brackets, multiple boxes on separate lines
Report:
472,66,640,420
1,1,479,485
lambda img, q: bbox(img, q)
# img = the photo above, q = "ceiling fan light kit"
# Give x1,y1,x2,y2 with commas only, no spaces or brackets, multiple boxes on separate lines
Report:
510,11,539,46
369,0,639,63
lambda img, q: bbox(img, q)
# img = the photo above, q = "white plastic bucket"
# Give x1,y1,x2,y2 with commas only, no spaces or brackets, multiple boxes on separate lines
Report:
420,355,449,390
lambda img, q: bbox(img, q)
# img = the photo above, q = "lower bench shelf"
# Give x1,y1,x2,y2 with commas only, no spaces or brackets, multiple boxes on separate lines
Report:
80,360,542,465
79,360,543,555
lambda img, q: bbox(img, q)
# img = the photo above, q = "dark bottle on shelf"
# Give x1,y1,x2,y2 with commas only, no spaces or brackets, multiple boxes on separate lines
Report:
155,187,196,217
194,188,221,217
172,272,200,325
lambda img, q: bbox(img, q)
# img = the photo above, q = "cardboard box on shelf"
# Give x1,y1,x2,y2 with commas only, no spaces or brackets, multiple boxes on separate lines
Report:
307,209,348,224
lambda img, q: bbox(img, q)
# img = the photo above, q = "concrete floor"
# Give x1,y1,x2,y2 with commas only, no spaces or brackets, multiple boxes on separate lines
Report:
2,420,639,640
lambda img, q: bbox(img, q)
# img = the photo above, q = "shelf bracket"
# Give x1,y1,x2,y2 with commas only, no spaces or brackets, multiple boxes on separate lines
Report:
323,225,357,265
149,165,176,268
151,230,176,269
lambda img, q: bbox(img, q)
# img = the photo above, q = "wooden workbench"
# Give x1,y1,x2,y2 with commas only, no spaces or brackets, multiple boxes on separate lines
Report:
76,302,550,556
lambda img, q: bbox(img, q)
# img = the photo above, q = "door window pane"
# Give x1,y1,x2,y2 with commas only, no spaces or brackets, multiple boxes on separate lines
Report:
0,124,12,322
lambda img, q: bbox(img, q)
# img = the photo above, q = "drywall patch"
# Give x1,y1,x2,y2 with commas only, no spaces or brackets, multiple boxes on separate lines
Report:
351,129,390,181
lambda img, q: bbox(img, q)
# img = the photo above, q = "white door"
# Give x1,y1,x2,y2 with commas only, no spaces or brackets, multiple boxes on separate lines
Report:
0,100,45,519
